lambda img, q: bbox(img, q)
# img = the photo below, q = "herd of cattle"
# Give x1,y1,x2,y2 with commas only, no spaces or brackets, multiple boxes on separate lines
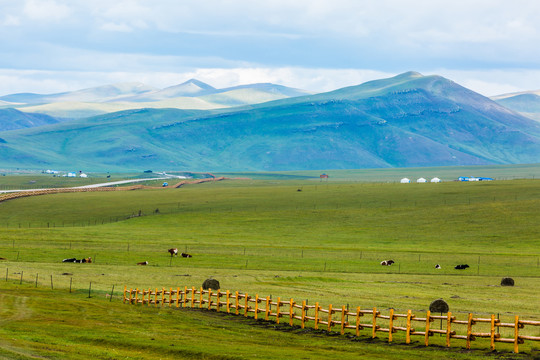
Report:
61,248,193,266
381,259,470,270
61,253,468,270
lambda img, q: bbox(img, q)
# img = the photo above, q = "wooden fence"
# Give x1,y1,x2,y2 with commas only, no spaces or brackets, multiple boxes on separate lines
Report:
124,286,540,354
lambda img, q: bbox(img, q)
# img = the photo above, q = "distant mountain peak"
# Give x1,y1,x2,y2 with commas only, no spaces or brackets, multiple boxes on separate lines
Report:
395,71,424,79
180,78,215,90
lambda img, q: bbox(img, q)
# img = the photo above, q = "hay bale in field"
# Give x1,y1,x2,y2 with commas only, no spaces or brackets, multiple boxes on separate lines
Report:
500,277,515,286
202,278,220,290
429,298,449,313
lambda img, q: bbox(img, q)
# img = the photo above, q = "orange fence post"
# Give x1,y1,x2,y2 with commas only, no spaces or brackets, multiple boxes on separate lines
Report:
425,310,431,347
466,313,473,349
372,307,377,338
183,286,188,308
327,304,333,332
169,287,172,307
276,297,281,324
235,291,240,315
134,288,139,304
446,311,452,347
191,287,195,308
289,299,295,326
161,287,166,307
176,287,180,308
216,290,221,312
514,315,520,353
199,287,204,309
226,290,231,313
388,308,394,343
208,289,213,310
254,294,259,320
490,314,496,351
355,306,361,337
341,305,346,335
154,288,158,307
301,300,306,329
406,310,412,344
314,302,319,330
123,286,127,303
265,296,270,321
244,293,249,317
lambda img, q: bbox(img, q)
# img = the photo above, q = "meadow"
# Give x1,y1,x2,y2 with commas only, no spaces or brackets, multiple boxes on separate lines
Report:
1,172,539,359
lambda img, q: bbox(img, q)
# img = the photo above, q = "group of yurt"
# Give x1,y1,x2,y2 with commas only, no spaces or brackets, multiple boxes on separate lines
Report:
400,177,441,183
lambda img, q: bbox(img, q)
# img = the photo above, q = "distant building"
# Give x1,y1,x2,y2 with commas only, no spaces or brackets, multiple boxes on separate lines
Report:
320,173,329,180
80,173,88,178
417,177,427,183
400,178,411,183
430,177,441,183
458,176,493,182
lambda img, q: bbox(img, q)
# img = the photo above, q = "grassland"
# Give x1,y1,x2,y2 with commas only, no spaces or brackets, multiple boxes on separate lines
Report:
1,174,539,359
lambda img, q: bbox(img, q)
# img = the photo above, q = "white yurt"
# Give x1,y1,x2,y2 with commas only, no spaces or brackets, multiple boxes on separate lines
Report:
400,178,411,183
430,177,441,183
417,177,427,183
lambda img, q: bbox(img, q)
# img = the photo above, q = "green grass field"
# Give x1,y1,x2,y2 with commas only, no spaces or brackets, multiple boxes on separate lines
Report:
1,173,539,359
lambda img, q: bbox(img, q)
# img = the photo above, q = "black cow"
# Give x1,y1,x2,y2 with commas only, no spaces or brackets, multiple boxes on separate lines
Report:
181,252,192,258
454,264,469,270
63,257,92,263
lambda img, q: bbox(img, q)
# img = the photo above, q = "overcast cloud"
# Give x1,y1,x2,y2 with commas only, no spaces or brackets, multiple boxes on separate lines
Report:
1,0,539,96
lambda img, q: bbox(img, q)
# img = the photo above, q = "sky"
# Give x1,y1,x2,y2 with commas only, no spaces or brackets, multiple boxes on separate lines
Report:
1,0,540,97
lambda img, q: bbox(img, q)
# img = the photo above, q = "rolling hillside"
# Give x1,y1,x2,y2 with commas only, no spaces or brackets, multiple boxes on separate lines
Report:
1,79,311,118
0,72,539,171
0,108,60,131
492,92,540,121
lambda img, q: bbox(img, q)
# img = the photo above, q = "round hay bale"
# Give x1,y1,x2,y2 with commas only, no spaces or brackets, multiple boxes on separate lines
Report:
202,278,220,290
429,298,449,313
501,277,514,286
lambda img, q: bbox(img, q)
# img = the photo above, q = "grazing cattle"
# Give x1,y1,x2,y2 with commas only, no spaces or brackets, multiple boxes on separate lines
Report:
137,261,148,265
454,264,469,270
168,248,178,257
435,264,441,269
380,259,395,266
62,257,91,263
181,252,192,258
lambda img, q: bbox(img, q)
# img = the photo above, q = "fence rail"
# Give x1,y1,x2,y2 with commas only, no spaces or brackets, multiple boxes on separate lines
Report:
124,285,540,354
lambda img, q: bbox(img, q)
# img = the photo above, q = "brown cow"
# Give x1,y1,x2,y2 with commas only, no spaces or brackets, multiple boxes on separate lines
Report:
168,248,178,257
137,261,148,265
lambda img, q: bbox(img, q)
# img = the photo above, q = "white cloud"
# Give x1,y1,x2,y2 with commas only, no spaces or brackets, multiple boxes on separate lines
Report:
1,15,20,26
100,22,133,33
2,1,540,98
23,0,71,21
